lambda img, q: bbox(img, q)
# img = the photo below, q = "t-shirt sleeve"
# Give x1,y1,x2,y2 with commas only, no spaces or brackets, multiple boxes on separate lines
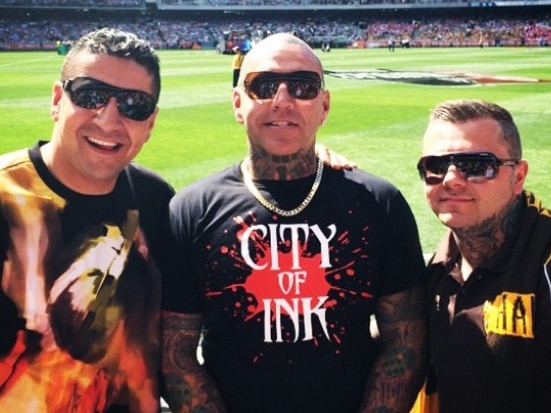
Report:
378,189,427,296
161,189,204,314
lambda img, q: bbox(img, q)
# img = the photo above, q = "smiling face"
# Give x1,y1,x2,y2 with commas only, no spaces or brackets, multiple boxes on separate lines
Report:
421,117,527,232
44,52,158,195
232,34,330,158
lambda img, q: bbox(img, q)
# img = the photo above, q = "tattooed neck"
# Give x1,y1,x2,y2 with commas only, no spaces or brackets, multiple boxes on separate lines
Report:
454,195,523,268
248,147,317,180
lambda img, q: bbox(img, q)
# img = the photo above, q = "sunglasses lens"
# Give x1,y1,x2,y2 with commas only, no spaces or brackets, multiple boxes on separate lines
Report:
71,88,110,109
116,91,156,121
64,78,156,121
456,157,496,181
423,157,450,175
418,156,452,185
287,79,321,99
245,72,322,100
249,78,279,100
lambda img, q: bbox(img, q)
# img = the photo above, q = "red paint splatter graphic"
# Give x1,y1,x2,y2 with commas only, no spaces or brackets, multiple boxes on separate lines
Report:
240,252,332,318
205,213,374,351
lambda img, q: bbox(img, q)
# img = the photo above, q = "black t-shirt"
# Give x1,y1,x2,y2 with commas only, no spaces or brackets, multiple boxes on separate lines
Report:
164,162,426,413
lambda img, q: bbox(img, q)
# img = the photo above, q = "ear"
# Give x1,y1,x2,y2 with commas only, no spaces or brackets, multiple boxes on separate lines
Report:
51,82,63,121
319,90,330,126
232,89,244,124
513,159,529,195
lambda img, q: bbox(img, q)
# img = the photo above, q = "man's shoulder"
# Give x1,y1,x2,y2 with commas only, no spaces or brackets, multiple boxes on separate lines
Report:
124,162,176,206
0,148,30,171
519,192,551,254
169,164,241,211
524,191,551,221
345,167,394,182
331,167,401,197
174,164,238,195
125,162,173,188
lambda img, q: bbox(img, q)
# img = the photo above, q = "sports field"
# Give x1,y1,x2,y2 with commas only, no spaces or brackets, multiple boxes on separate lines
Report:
1,46,550,252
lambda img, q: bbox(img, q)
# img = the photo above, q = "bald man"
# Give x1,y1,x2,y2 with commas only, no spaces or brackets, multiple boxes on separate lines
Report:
161,33,427,413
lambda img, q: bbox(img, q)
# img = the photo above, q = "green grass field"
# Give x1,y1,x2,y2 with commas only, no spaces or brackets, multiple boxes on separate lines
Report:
1,46,550,252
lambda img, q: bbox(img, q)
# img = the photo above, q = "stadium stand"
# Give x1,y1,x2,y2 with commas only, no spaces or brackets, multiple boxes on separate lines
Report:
0,0,143,7
0,2,549,50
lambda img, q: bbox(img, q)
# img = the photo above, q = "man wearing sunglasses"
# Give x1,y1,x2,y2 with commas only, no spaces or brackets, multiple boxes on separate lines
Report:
413,100,551,413
162,32,427,413
0,28,175,412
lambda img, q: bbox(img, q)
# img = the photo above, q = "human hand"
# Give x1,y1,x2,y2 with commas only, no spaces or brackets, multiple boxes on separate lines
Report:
315,143,358,170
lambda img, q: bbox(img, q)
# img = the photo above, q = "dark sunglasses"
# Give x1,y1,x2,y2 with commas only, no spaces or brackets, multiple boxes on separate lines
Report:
243,71,323,100
62,77,156,121
417,151,519,185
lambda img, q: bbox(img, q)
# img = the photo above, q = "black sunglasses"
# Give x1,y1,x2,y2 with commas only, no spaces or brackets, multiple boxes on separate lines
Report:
417,151,519,185
62,77,156,121
243,71,323,100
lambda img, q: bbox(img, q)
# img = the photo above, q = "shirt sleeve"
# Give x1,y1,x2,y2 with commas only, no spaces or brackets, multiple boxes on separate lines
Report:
161,189,204,314
378,189,427,296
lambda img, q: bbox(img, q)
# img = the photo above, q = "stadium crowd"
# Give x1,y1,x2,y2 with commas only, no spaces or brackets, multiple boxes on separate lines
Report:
0,0,474,6
0,14,549,50
161,0,472,6
0,0,143,6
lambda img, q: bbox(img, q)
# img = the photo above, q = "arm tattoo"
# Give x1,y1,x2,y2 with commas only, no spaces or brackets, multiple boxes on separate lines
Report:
161,311,227,413
359,285,427,413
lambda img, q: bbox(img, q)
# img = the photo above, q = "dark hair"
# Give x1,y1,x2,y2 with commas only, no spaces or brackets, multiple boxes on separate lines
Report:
61,28,161,102
429,99,522,159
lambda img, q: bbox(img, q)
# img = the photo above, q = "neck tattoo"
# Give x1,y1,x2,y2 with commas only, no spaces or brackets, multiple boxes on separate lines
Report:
241,156,324,217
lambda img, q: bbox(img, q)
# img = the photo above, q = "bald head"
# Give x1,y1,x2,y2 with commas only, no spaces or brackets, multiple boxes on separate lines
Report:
239,33,324,85
231,31,331,161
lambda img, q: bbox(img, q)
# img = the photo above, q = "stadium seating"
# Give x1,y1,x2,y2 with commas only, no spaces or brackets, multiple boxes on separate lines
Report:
0,0,549,50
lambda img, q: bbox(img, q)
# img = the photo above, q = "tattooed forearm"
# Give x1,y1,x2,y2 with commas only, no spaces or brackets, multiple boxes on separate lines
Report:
161,311,227,413
358,285,428,413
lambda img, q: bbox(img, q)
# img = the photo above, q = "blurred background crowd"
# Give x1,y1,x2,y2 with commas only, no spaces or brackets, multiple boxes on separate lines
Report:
0,0,549,50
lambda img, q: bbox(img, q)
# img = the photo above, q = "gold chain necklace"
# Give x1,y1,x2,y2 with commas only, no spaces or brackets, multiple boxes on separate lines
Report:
241,156,324,217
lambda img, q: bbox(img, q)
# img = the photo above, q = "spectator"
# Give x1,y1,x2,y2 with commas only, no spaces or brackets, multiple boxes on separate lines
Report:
161,32,427,413
413,99,551,413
